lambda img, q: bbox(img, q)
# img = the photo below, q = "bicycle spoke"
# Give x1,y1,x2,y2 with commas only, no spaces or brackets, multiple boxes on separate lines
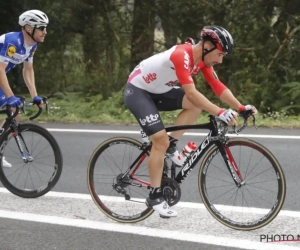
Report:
88,138,153,222
248,179,278,185
244,147,254,179
209,160,232,178
102,152,120,176
205,183,235,190
209,185,238,203
206,174,236,185
34,153,55,161
244,186,276,207
29,163,54,177
0,124,63,198
245,166,274,183
243,154,265,179
245,183,277,194
199,138,285,230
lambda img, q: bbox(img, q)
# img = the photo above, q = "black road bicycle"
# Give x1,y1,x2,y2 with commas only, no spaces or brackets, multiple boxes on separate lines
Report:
87,111,286,231
0,97,63,198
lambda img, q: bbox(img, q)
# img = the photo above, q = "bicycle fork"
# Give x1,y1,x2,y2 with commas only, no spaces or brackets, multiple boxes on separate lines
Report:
218,142,245,187
10,126,33,163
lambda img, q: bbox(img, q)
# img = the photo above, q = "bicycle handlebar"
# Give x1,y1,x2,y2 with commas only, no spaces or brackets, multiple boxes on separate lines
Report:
12,96,49,120
214,110,257,135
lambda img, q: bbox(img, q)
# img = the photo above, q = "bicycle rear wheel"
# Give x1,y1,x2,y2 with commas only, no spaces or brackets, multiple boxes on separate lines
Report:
87,137,154,223
0,123,63,198
198,138,286,230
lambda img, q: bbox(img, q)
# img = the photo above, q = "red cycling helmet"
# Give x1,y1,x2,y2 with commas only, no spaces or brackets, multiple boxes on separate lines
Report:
200,25,234,60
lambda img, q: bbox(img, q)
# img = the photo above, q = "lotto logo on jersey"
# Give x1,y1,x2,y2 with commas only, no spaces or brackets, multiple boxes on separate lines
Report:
143,73,157,84
139,114,160,126
6,44,17,58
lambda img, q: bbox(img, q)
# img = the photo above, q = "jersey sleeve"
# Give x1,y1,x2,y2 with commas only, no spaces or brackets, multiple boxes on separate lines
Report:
25,44,37,63
169,49,194,85
201,66,227,97
0,34,14,64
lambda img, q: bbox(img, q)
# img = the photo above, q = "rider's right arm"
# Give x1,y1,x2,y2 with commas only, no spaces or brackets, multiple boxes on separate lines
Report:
170,49,223,115
181,84,222,115
0,62,14,98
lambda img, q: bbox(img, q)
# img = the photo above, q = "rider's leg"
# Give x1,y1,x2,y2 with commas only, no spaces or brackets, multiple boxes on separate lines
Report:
170,95,202,140
148,130,169,189
124,84,178,217
0,91,20,168
146,129,177,217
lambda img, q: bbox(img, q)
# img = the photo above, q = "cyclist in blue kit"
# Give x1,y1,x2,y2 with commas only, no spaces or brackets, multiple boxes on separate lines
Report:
0,10,48,167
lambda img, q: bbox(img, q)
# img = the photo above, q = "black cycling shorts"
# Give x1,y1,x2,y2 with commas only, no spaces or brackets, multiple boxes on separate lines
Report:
124,83,185,136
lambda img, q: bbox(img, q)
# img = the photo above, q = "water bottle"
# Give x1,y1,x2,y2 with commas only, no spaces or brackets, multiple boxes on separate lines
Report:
171,141,197,166
140,129,149,143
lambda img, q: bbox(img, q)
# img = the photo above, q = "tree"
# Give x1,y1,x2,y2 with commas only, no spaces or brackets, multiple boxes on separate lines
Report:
130,0,156,70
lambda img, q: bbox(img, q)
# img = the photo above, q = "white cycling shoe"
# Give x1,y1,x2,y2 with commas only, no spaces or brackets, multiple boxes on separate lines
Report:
170,150,185,166
146,197,178,218
2,157,12,168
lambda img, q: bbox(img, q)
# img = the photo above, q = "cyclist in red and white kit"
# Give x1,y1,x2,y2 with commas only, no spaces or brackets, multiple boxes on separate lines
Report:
124,25,257,218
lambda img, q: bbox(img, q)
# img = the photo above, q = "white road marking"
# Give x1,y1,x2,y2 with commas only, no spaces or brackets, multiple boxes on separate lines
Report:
0,190,299,250
46,128,300,139
0,188,298,218
0,210,299,250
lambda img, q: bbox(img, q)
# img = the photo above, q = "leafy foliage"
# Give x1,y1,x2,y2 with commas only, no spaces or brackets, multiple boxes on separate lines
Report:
0,0,299,114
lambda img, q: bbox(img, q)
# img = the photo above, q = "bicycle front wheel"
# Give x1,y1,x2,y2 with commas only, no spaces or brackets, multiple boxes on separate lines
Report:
88,137,154,223
0,123,63,198
198,138,286,231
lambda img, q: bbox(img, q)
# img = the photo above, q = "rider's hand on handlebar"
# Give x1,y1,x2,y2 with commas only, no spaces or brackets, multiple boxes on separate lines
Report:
33,96,44,108
239,105,258,118
218,109,238,126
7,95,22,107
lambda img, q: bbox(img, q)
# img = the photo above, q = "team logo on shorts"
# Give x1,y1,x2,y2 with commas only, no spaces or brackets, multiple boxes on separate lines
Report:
6,45,17,58
125,88,134,96
139,113,160,126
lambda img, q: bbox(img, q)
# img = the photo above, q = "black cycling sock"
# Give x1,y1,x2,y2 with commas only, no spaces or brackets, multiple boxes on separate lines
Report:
166,136,178,154
149,187,163,199
168,135,178,145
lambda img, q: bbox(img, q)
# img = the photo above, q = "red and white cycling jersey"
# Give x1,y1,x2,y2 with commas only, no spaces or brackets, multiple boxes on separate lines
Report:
127,43,227,96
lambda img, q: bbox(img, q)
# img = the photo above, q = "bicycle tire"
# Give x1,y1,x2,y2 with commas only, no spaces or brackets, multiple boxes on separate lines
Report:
0,123,63,198
198,138,286,231
87,137,154,223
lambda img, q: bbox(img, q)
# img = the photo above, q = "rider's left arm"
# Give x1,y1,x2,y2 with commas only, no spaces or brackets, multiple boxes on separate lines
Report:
23,61,38,99
219,88,242,111
201,66,242,111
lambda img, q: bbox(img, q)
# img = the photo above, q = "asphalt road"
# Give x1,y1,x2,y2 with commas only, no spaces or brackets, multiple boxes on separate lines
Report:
0,123,299,250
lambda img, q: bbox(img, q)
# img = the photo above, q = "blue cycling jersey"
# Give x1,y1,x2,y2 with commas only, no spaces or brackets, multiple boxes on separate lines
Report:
0,31,37,73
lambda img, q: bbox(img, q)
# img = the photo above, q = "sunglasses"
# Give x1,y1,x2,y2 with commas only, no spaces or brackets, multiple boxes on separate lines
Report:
35,26,47,31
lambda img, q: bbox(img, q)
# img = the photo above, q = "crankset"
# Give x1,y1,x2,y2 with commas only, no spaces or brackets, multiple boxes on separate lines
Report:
161,177,181,206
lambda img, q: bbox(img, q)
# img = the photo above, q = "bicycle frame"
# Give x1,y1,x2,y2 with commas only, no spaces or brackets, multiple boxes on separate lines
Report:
0,100,47,162
122,115,244,188
0,107,19,137
0,108,32,161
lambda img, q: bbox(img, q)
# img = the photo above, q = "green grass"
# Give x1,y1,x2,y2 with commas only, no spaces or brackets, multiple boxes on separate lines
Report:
15,92,300,128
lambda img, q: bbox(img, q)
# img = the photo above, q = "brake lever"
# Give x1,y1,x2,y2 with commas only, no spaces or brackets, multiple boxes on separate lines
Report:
43,97,49,113
251,114,257,129
232,125,238,135
21,104,26,114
